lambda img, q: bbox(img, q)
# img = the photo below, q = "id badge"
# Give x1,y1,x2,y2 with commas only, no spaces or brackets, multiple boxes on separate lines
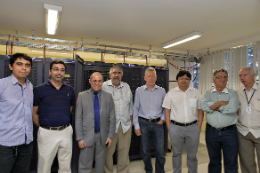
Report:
246,105,251,114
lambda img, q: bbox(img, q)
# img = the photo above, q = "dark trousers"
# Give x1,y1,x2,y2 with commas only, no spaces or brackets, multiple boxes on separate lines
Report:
139,117,165,173
206,124,238,173
0,142,33,173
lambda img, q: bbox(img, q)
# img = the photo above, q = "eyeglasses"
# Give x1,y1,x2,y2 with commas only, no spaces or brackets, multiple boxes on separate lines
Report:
215,76,228,80
52,68,65,72
112,71,122,75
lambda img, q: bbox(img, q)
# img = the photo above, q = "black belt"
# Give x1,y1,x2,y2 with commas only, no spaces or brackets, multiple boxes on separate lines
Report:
139,117,161,123
171,120,197,126
207,123,235,131
40,122,70,131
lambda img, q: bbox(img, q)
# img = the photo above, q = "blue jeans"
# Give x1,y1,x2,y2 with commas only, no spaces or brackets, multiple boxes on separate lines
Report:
0,142,33,173
206,124,238,173
139,117,165,173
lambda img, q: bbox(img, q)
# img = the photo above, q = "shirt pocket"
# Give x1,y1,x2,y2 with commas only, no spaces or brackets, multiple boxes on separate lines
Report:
190,98,197,115
253,100,260,111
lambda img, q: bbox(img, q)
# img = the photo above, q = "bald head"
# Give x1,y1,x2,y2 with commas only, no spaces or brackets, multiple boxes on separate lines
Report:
90,72,103,80
240,67,255,75
89,72,103,92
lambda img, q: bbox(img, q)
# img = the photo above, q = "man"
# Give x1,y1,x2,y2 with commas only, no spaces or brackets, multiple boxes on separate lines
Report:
75,72,116,173
163,70,203,173
237,67,260,173
133,67,166,173
33,60,75,173
0,53,33,172
103,66,133,173
202,69,239,173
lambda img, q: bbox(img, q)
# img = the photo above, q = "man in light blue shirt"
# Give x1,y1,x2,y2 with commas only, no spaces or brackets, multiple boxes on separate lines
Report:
0,53,34,172
133,67,166,173
202,69,239,173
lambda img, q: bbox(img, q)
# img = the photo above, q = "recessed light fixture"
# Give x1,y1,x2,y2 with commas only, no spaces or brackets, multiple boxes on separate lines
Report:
44,4,62,35
162,31,203,49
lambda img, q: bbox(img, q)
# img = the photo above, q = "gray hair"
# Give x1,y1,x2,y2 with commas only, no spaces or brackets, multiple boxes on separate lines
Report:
109,66,123,76
213,69,228,77
145,67,157,76
245,67,256,75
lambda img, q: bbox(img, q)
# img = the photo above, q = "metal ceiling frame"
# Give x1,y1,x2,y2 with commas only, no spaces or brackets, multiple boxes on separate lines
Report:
0,33,202,62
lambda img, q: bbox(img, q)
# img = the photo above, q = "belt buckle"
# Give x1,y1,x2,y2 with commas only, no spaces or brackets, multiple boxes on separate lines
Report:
148,119,152,122
216,128,222,130
50,127,57,130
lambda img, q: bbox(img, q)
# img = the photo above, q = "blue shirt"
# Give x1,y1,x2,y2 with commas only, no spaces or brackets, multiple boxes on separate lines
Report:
202,87,239,128
0,74,33,146
133,84,166,130
33,80,75,127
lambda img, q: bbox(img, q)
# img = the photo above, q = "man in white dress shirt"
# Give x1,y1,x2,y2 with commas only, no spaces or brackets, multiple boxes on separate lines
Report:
237,67,260,173
163,70,204,173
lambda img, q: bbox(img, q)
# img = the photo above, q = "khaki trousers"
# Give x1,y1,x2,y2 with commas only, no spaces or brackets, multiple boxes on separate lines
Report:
238,131,260,173
104,124,132,173
37,125,73,173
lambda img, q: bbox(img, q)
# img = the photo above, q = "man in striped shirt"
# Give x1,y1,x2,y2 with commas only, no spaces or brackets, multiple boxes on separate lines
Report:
0,53,34,172
103,66,133,173
33,60,75,173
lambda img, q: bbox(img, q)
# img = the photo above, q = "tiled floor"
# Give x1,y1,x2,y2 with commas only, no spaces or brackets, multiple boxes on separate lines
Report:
107,131,243,173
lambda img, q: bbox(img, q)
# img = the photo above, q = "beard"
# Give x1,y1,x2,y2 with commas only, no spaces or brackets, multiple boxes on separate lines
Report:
112,78,120,85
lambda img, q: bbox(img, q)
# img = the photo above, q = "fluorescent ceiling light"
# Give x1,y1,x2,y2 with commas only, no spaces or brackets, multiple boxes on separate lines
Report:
44,4,62,35
162,31,203,49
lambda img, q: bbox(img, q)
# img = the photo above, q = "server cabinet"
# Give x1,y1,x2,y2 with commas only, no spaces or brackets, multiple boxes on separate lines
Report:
84,61,113,90
71,55,85,173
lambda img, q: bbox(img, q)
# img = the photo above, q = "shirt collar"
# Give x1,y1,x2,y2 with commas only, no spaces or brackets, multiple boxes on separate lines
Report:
107,79,124,88
90,88,101,95
9,74,29,85
46,80,66,87
211,87,229,93
174,86,192,92
241,82,258,91
144,84,158,91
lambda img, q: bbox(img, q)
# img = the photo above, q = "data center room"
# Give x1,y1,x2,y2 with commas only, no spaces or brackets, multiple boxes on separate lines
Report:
0,0,260,173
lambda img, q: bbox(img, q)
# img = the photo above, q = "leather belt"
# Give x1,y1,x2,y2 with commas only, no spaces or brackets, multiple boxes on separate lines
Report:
207,123,235,131
139,117,161,123
171,120,197,126
40,122,70,131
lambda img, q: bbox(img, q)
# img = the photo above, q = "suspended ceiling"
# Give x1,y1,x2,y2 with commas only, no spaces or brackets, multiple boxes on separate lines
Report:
0,0,259,55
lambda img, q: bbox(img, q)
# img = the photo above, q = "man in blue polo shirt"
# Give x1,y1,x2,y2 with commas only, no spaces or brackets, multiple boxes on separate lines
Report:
33,60,75,173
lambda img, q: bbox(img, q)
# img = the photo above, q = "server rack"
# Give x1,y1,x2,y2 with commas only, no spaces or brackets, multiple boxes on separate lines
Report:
84,61,114,90
71,55,85,173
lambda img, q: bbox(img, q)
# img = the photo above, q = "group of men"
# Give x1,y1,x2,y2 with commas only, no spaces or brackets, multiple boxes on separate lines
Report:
0,53,260,173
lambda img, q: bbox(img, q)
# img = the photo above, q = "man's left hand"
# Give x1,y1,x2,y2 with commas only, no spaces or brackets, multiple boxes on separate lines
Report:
106,138,113,148
157,119,164,125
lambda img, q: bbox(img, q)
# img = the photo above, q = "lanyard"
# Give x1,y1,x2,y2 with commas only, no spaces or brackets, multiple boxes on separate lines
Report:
244,89,256,105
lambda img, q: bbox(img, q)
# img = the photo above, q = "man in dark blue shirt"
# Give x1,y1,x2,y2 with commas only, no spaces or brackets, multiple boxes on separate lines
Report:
33,60,75,173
